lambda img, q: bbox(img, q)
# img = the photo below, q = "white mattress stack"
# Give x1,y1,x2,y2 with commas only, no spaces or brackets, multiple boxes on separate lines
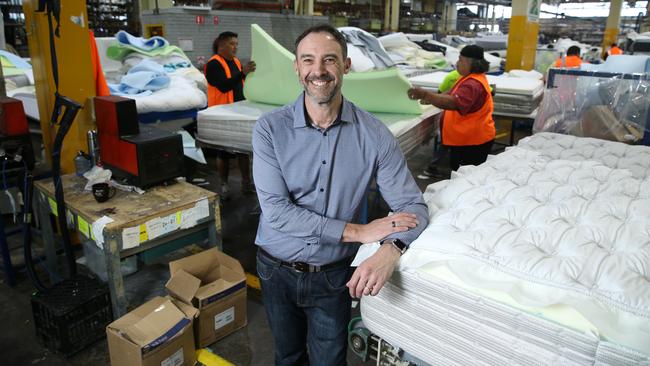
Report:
197,100,440,156
361,132,650,365
363,272,650,365
409,72,545,116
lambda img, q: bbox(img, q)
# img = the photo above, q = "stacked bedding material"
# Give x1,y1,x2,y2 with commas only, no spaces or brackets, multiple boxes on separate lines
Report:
361,132,650,365
197,100,440,156
362,271,650,365
409,71,544,115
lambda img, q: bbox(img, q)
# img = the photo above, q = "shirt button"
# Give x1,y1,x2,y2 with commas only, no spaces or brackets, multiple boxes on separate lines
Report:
322,160,326,164
319,188,324,192
323,132,327,136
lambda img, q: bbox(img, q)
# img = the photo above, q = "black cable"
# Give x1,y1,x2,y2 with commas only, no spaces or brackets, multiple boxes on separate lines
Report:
22,167,45,291
51,96,81,278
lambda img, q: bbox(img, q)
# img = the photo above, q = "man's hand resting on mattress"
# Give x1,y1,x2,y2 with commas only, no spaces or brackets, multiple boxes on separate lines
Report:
347,243,401,298
342,212,418,244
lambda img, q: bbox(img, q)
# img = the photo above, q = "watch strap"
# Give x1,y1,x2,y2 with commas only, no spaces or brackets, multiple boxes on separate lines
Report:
381,238,407,254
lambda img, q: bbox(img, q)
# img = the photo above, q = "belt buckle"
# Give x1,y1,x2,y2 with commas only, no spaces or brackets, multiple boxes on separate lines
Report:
292,262,311,272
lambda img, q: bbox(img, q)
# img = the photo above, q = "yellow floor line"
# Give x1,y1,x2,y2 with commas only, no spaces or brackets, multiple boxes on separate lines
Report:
197,348,235,366
246,272,261,290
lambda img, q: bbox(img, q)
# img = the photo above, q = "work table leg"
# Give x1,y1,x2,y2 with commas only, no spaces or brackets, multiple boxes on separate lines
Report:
102,233,127,317
207,200,222,251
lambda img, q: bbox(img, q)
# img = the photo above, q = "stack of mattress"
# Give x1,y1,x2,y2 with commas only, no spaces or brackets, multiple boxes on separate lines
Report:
196,100,440,156
409,72,544,116
361,132,650,365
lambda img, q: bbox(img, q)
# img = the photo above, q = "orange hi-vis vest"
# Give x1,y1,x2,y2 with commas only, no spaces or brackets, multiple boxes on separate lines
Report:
205,54,243,106
442,73,495,146
554,55,583,68
608,46,623,56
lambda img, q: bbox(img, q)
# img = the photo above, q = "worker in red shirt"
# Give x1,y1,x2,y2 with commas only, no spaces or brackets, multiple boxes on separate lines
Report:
407,45,495,171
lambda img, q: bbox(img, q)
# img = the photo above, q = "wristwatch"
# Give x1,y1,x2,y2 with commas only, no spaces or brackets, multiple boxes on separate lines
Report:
380,238,407,255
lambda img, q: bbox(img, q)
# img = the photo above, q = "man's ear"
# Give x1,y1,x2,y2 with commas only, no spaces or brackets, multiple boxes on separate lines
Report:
344,57,351,74
294,59,298,75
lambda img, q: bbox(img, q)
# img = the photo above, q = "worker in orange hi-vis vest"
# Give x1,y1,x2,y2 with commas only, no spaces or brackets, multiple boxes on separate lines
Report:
604,43,624,60
407,45,495,172
204,31,257,200
554,45,584,68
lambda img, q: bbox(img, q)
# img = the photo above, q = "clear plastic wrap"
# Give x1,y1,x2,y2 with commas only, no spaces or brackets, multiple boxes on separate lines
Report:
533,70,650,144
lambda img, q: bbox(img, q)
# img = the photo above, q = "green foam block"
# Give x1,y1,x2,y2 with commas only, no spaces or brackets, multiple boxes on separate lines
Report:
244,24,423,115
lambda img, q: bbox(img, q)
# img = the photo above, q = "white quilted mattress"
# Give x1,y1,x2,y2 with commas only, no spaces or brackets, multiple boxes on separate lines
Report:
361,133,650,364
197,100,441,156
517,132,650,179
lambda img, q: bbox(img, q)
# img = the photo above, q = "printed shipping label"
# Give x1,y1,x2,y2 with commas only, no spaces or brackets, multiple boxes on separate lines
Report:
214,307,235,330
121,226,140,249
160,347,184,366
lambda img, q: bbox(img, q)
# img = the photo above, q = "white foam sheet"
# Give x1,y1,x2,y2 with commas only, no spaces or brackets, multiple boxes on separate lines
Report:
360,133,650,364
409,71,545,97
197,100,440,156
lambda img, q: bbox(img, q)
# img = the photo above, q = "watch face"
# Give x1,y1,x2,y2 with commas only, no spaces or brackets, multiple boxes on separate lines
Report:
393,239,407,252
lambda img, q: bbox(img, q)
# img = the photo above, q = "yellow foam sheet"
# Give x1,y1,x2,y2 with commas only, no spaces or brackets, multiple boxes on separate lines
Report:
244,24,423,115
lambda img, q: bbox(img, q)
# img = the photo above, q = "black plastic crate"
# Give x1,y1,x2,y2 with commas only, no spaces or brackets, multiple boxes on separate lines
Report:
31,276,113,357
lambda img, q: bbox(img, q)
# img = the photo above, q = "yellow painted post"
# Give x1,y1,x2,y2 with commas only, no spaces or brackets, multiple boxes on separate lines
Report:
384,0,390,31
23,0,97,174
505,0,540,71
601,0,623,55
390,0,399,32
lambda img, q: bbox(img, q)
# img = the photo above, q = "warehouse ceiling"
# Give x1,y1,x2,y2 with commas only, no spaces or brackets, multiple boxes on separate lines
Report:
460,0,644,6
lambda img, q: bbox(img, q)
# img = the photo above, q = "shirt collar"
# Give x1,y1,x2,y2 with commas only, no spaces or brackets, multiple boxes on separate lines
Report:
292,92,356,129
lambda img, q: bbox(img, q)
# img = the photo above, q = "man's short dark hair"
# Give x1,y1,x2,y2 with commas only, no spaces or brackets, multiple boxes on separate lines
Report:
469,58,490,74
294,24,347,59
567,46,581,56
213,31,238,54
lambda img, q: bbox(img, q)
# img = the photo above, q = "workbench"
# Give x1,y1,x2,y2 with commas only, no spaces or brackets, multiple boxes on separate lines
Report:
34,175,221,317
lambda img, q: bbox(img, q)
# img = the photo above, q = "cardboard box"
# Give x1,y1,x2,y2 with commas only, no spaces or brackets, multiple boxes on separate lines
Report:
106,296,197,366
166,247,247,347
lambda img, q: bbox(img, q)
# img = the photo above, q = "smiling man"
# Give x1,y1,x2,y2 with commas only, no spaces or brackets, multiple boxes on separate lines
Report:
252,25,428,365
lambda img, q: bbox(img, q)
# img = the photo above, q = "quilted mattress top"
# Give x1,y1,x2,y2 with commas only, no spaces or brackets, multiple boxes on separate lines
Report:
400,133,650,347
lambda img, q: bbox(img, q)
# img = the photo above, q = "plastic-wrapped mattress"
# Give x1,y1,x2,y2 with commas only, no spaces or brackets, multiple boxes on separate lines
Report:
409,71,544,115
361,132,650,365
197,100,440,156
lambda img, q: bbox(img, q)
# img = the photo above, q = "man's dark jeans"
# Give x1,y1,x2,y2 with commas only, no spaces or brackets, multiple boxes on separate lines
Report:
257,251,353,366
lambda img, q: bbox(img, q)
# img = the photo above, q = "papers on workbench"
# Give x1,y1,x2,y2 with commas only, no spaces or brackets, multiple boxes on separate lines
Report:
92,216,115,248
120,198,210,250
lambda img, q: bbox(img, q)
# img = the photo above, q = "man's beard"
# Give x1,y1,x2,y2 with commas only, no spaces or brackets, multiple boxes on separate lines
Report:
301,73,340,105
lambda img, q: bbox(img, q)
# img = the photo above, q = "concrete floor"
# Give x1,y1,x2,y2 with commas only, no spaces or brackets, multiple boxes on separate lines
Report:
0,124,528,365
